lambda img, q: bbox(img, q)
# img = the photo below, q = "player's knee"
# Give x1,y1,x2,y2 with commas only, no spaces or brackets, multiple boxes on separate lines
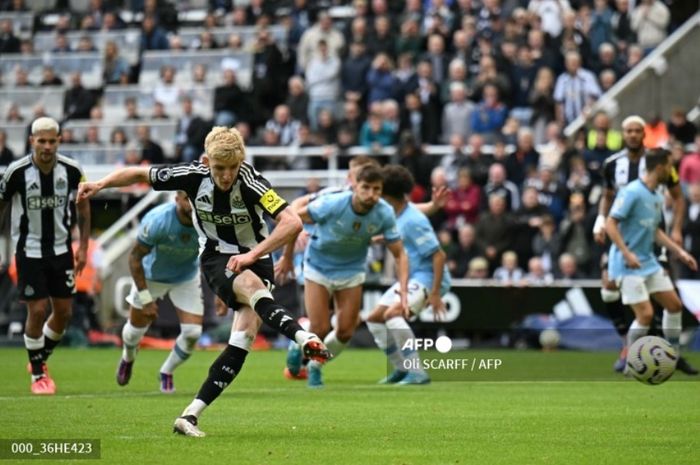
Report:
335,327,354,343
181,324,202,350
232,270,263,295
666,299,683,313
600,289,620,303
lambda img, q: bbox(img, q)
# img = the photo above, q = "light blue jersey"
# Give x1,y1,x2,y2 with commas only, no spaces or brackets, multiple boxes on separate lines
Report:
397,203,451,295
138,203,199,284
607,179,663,279
305,191,400,279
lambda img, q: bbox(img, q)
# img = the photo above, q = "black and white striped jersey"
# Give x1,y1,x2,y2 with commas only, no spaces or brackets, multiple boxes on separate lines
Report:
149,161,289,256
0,154,84,258
602,149,679,192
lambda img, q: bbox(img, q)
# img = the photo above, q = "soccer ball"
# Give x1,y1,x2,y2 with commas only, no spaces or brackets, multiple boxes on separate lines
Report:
539,328,560,350
626,336,678,385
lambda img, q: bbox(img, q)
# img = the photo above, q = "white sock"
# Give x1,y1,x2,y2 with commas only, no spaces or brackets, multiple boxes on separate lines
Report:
386,317,423,374
24,334,45,382
43,322,63,342
183,399,208,418
662,310,682,352
121,321,149,362
366,321,404,370
627,320,650,347
323,330,347,359
293,330,315,345
160,324,201,374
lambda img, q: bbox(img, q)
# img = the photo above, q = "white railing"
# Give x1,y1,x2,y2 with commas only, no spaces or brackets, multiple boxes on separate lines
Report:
564,11,700,137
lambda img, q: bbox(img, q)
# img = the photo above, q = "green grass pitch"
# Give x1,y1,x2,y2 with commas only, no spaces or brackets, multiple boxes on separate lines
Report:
2,348,699,465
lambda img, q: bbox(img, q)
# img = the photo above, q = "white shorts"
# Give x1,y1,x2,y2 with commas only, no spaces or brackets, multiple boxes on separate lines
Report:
304,265,365,294
126,274,204,316
378,280,430,316
617,269,674,305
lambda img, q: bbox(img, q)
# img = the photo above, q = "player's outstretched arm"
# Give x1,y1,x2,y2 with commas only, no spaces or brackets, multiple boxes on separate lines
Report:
415,185,449,217
429,248,447,320
655,228,698,271
128,241,159,320
77,166,151,202
74,195,91,275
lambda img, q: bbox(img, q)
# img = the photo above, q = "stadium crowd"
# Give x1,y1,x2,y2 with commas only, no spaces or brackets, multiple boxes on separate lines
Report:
1,0,699,282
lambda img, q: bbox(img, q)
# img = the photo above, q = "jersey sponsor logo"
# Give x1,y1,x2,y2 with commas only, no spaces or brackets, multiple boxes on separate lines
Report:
260,189,284,214
197,210,251,225
27,195,67,210
156,168,172,182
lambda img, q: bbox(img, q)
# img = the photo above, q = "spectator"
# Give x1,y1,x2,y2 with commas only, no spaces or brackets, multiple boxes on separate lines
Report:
366,53,398,104
103,41,130,85
306,39,341,129
124,97,142,121
140,15,169,51
554,51,601,126
466,256,491,280
524,166,569,222
414,60,442,130
509,45,538,125
63,73,96,121
586,111,622,152
0,129,14,165
644,115,669,148
611,0,636,52
558,194,592,274
475,194,514,269
444,168,482,229
213,69,251,127
285,76,310,124
251,28,286,120
556,253,585,280
680,135,700,187
153,65,180,107
400,92,439,145
667,108,697,145
588,0,614,54
265,105,301,146
342,41,372,104
592,42,625,79
421,34,450,84
493,251,524,284
483,163,520,212
5,103,24,122
529,67,557,145
151,101,169,120
448,224,483,279
631,0,670,52
512,186,550,267
359,112,395,150
52,33,71,53
395,131,434,194
297,10,345,71
524,256,554,285
506,127,540,187
0,18,20,53
314,109,337,146
84,125,102,145
110,127,128,146
531,214,561,274
39,66,63,87
135,125,165,164
527,0,571,39
175,96,211,162
394,53,419,105
441,81,475,143
369,15,395,59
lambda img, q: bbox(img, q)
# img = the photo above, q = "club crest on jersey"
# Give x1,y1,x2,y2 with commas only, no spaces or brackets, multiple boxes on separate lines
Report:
157,168,172,182
231,195,246,209
56,177,66,189
353,221,361,231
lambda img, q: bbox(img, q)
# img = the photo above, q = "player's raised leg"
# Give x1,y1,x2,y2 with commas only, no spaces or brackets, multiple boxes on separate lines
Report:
174,306,260,437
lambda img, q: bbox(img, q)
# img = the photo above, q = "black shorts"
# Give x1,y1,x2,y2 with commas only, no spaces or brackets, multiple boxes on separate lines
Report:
200,250,274,311
15,252,75,300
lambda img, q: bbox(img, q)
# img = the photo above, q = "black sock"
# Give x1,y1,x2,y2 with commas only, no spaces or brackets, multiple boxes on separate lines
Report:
27,349,44,376
42,336,60,362
648,308,664,337
195,345,248,405
605,299,629,338
252,297,304,341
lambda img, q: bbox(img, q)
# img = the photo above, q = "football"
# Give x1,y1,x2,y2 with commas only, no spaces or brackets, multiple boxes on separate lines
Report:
626,336,678,385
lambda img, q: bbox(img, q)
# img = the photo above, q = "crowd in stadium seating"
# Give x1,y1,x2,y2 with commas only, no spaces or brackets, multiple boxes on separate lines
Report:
1,0,699,282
